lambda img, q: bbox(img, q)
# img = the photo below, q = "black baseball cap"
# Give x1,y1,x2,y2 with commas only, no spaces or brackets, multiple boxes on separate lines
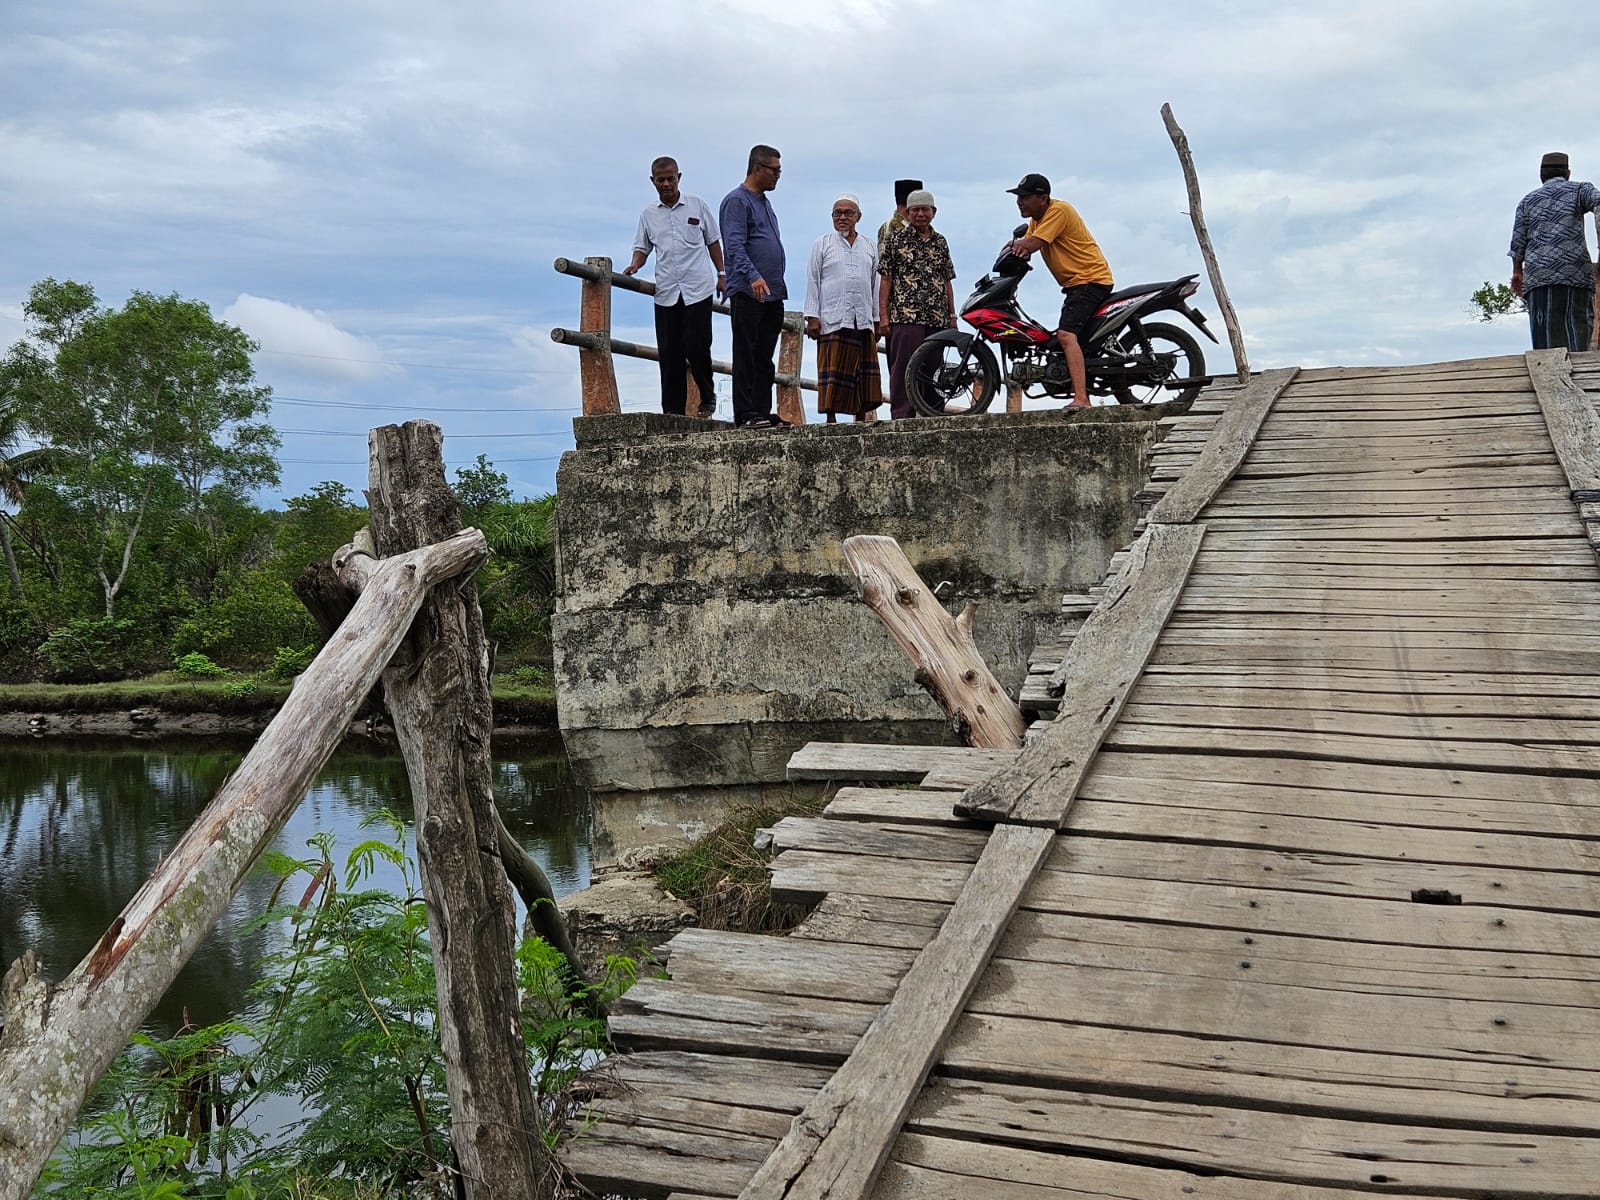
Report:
1006,173,1051,196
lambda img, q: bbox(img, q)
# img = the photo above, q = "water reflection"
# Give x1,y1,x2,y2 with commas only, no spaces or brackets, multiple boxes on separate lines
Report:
0,733,592,1034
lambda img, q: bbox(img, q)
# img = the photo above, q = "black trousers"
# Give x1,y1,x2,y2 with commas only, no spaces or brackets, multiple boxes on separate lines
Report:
654,296,716,415
730,291,785,423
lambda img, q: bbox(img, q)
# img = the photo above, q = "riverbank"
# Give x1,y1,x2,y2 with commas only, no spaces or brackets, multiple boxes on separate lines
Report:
0,673,558,735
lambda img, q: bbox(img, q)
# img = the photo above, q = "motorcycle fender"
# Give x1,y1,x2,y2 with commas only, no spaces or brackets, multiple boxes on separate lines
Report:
1180,303,1221,343
919,329,975,354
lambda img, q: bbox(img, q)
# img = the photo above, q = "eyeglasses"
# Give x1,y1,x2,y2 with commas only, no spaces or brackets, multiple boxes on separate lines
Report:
761,162,782,174
831,209,859,217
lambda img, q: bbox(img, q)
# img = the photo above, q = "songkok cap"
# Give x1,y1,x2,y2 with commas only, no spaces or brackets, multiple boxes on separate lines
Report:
1541,151,1570,170
894,178,923,206
905,188,936,208
1006,172,1051,196
833,192,861,210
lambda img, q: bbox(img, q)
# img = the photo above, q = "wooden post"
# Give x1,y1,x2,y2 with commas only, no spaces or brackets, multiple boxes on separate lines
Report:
776,310,806,425
1006,381,1023,413
0,529,489,1200
366,421,549,1198
842,535,1024,750
686,367,708,418
579,255,621,415
1161,102,1249,385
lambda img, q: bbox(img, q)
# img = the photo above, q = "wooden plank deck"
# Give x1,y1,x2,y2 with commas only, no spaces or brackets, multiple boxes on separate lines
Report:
564,351,1600,1200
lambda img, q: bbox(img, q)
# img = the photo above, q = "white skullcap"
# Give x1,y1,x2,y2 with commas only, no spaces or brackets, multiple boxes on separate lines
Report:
905,188,935,208
833,193,861,209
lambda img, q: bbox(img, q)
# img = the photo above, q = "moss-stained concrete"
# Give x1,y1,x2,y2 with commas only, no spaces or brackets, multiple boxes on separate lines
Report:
553,405,1165,790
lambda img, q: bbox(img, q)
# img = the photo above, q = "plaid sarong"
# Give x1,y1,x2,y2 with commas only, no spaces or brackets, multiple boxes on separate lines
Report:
816,328,883,416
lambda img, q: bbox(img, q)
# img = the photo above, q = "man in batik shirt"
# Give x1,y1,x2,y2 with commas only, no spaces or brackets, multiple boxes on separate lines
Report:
878,189,956,418
1510,151,1600,351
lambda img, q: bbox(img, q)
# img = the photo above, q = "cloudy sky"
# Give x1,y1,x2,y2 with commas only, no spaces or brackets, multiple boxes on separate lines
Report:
2,1,1590,503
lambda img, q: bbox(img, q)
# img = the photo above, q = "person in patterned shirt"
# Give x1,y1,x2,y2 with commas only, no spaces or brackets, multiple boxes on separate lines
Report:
877,188,956,418
1509,151,1600,351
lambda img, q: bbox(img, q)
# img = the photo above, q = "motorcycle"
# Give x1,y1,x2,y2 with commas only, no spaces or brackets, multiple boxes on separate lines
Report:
906,225,1217,416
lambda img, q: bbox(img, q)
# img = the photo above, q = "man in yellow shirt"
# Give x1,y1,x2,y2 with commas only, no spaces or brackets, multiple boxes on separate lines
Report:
1005,173,1113,409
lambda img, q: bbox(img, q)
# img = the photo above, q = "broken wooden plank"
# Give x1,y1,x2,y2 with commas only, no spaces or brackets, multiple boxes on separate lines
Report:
841,534,1024,749
785,741,1013,783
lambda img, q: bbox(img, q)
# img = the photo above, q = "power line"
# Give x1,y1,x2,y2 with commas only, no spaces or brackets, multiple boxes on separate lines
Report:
277,428,574,438
254,347,575,377
270,395,579,414
280,454,565,465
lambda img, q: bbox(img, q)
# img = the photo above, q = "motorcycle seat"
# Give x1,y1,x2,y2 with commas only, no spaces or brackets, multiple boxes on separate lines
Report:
1098,274,1199,303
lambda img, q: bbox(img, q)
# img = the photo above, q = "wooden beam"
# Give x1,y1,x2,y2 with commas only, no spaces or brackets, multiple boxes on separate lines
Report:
1146,367,1298,524
955,522,1206,826
0,529,488,1200
1527,348,1600,496
735,823,1055,1200
842,535,1024,749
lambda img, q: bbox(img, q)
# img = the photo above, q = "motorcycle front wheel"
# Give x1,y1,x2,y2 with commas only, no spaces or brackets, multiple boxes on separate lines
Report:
1111,321,1205,406
906,338,1000,417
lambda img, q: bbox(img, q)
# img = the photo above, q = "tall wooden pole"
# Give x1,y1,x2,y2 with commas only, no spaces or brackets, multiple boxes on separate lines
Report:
1161,102,1250,384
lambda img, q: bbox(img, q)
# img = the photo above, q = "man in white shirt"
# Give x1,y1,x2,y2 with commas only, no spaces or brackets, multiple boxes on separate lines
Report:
804,193,882,422
624,156,725,416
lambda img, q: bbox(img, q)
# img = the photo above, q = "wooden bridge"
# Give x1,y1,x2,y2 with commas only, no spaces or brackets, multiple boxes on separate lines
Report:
563,350,1600,1200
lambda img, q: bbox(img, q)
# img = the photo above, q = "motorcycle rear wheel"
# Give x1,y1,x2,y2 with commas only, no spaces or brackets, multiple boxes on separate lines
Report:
906,339,999,417
1111,321,1205,405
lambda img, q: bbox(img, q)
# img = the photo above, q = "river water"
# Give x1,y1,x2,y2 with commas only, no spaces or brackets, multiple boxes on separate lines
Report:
0,732,593,1035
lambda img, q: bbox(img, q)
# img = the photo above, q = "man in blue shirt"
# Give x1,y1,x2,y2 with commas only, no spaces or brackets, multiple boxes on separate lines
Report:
720,145,788,428
1510,151,1600,350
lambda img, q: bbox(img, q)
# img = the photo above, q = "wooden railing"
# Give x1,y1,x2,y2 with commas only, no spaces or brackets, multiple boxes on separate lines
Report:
550,255,812,424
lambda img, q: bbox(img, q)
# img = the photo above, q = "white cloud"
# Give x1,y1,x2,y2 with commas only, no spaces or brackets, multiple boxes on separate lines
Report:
223,295,391,383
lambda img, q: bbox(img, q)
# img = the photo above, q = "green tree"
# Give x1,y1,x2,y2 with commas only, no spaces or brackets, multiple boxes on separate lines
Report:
1469,281,1524,322
272,481,366,579
1,278,280,617
453,454,512,526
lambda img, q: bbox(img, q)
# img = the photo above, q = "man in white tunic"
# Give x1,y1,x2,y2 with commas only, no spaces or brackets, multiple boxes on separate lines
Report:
624,156,725,416
803,193,882,422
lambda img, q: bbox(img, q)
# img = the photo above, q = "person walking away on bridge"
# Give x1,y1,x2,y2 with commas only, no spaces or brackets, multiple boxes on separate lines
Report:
720,144,788,429
805,193,883,423
876,178,922,255
624,156,726,417
1510,151,1600,351
1005,173,1114,410
879,188,956,418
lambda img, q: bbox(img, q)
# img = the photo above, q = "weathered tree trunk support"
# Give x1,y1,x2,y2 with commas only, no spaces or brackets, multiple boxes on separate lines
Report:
1161,102,1250,384
0,527,488,1200
365,421,550,1198
842,534,1025,750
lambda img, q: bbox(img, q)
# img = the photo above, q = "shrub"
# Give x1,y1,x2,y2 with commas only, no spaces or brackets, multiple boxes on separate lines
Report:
506,664,552,688
174,651,230,678
36,617,139,682
269,644,317,681
220,678,258,699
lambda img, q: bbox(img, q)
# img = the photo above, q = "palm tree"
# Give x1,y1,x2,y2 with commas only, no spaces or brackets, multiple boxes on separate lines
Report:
0,389,57,599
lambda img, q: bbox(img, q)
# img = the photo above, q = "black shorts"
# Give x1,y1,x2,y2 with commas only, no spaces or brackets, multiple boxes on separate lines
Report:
1057,283,1112,338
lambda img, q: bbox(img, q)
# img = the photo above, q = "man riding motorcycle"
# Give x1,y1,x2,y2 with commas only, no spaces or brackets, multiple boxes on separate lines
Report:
1004,172,1113,410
